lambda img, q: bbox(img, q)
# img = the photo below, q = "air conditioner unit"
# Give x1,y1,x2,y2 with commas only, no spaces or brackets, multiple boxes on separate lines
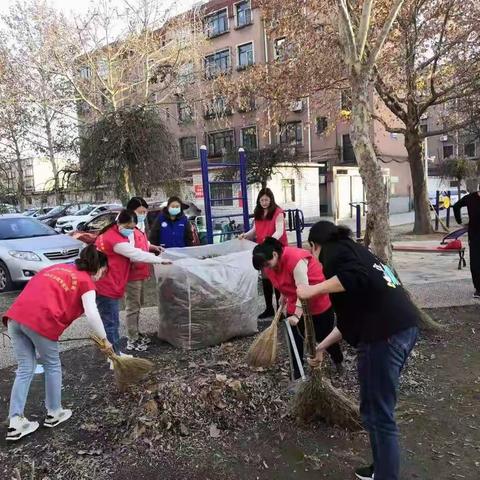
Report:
289,101,303,112
440,135,448,142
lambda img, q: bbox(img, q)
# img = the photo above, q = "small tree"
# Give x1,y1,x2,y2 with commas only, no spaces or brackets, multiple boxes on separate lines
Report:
79,106,182,204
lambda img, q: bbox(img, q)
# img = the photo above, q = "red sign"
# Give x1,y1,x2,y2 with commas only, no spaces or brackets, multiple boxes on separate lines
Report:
194,185,204,198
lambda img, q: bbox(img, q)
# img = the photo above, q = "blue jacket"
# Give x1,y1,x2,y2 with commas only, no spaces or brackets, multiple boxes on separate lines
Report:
151,213,191,248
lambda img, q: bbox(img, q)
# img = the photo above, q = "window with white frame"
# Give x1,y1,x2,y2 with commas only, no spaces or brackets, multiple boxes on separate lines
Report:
241,126,257,150
443,144,454,159
281,179,296,203
178,101,194,123
315,116,328,134
204,97,232,119
279,121,303,145
179,137,198,160
274,37,286,60
237,42,254,69
235,0,252,28
205,49,231,78
205,8,229,38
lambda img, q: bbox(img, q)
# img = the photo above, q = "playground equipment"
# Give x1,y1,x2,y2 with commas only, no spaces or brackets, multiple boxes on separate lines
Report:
200,146,250,244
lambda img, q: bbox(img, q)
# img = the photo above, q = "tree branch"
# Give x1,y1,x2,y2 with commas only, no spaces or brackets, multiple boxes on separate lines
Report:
357,0,374,60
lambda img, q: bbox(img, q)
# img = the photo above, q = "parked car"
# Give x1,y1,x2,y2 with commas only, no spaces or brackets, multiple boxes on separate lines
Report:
36,203,90,228
55,203,122,233
0,215,83,292
23,206,53,217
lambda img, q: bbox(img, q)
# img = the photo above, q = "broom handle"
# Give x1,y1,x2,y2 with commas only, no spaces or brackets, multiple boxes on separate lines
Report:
271,297,285,327
301,299,316,358
90,335,117,360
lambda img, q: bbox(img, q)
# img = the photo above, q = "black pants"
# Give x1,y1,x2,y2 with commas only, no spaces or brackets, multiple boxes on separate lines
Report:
469,233,480,292
262,278,280,312
288,307,344,380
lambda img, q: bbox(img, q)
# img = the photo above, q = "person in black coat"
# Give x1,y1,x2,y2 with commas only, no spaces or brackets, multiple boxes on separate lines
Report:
297,221,419,480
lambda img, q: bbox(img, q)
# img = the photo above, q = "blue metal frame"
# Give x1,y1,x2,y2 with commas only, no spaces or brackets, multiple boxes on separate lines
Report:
200,146,250,244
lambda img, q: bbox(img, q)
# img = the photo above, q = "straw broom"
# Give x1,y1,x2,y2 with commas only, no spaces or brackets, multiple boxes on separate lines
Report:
292,301,362,431
247,300,284,368
91,335,154,391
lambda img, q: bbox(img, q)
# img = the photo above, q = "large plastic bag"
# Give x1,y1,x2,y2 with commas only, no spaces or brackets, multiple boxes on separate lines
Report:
153,239,259,349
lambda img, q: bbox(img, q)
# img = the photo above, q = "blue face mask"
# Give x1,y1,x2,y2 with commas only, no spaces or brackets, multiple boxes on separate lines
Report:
137,214,146,223
119,227,134,238
168,207,181,216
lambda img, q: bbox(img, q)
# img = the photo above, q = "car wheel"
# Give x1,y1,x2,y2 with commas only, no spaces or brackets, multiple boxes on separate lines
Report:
0,261,12,293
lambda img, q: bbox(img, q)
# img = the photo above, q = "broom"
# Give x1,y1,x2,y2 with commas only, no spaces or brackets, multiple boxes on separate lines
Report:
292,300,362,431
247,299,284,368
91,335,154,391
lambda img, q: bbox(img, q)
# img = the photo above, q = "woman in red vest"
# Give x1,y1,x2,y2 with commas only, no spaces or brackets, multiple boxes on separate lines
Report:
3,245,112,442
124,197,163,352
240,188,287,319
252,237,344,380
95,209,168,355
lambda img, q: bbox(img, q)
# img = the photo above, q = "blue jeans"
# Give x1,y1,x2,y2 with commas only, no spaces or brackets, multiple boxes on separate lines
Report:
357,326,418,480
96,295,121,353
8,320,62,418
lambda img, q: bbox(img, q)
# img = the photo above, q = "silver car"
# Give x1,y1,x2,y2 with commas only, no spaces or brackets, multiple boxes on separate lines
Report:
0,215,83,292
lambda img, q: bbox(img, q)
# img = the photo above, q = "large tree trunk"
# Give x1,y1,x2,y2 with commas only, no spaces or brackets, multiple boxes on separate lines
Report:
42,104,60,204
351,77,392,263
405,128,433,234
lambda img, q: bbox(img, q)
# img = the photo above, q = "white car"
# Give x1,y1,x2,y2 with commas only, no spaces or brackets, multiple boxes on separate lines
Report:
55,204,122,233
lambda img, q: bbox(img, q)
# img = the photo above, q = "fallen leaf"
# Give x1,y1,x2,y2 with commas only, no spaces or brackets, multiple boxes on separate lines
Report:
209,424,221,438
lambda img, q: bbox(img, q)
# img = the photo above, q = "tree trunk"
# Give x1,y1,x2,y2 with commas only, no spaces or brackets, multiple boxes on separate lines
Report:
405,129,433,234
14,146,26,212
350,77,392,263
42,104,60,204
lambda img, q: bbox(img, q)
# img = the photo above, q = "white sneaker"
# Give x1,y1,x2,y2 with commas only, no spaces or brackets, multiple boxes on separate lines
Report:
44,408,72,428
35,364,44,374
6,416,39,441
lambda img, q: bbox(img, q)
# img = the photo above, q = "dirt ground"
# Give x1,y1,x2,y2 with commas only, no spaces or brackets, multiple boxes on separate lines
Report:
1,305,479,480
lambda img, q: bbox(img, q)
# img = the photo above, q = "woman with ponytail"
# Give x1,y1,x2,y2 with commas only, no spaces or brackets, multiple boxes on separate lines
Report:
3,245,112,442
297,221,419,480
252,237,343,380
240,188,287,319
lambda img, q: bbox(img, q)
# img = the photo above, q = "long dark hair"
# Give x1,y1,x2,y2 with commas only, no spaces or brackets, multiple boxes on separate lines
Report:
126,197,149,210
75,245,108,273
252,237,284,270
308,221,352,246
98,209,138,235
163,196,185,218
253,188,279,221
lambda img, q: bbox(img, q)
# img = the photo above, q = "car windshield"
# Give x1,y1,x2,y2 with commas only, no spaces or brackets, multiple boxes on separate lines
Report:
0,218,57,240
47,205,67,215
76,205,95,215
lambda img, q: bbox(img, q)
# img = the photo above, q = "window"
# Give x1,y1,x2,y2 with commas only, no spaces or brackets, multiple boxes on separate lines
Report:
342,134,356,163
178,101,194,123
274,37,287,60
241,126,257,150
79,66,91,80
85,212,117,232
237,42,254,69
179,137,198,160
464,142,476,158
341,89,352,111
178,62,194,85
315,116,328,134
211,184,233,206
238,94,256,112
236,1,252,28
204,97,232,119
205,49,231,78
419,123,428,135
279,121,303,145
207,130,235,156
97,60,108,79
205,8,229,38
281,179,296,203
25,179,34,190
443,145,454,159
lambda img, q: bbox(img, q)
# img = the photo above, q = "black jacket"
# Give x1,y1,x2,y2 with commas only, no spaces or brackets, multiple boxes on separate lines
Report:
453,192,480,236
320,239,419,347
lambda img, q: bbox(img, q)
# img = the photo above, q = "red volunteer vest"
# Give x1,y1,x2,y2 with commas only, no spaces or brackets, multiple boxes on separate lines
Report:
128,227,151,282
3,264,95,341
265,246,331,315
255,207,288,246
95,225,130,299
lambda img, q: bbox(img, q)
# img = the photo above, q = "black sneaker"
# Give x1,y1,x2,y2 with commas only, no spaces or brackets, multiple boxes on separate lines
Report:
355,465,374,479
473,291,480,299
258,308,275,320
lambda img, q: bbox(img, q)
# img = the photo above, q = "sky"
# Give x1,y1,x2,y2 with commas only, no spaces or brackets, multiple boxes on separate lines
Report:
0,0,200,17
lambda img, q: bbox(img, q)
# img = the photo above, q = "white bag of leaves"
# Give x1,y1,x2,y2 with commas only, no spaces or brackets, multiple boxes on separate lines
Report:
153,239,259,349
